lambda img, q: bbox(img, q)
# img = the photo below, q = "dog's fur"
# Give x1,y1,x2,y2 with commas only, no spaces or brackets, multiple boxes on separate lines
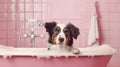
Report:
45,21,80,51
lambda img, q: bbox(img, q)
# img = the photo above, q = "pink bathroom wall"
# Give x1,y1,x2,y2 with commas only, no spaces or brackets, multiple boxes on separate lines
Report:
0,0,119,67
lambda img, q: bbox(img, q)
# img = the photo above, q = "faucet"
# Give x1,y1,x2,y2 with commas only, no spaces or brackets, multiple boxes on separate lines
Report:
24,19,45,47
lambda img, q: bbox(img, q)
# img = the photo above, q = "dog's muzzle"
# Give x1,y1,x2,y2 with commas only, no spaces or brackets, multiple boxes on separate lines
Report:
58,37,64,45
59,37,64,42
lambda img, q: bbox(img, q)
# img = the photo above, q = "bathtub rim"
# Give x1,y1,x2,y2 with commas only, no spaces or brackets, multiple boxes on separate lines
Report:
0,47,116,57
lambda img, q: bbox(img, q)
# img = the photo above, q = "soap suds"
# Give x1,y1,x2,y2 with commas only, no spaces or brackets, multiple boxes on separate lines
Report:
0,44,116,59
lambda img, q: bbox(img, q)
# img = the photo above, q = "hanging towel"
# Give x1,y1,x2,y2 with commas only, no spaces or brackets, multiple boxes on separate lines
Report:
88,6,99,47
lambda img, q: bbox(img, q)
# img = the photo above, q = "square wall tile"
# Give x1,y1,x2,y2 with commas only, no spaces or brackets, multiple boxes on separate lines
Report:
109,2,119,12
25,0,33,3
8,30,17,39
0,0,7,3
0,3,7,12
8,3,16,12
110,23,119,30
19,4,25,12
34,13,42,20
0,13,7,21
7,13,16,21
24,38,31,47
8,0,16,3
25,13,33,20
109,13,119,22
100,22,110,30
8,22,16,30
19,13,25,21
26,4,33,11
34,0,41,2
34,4,41,11
19,39,25,47
8,39,17,47
0,39,7,46
0,31,7,38
19,0,24,3
0,22,8,30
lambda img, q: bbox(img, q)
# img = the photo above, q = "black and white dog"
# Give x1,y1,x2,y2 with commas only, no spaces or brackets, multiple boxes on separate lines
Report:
45,22,80,51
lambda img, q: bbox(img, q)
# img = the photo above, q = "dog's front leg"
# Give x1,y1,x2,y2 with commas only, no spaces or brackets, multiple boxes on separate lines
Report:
47,43,51,50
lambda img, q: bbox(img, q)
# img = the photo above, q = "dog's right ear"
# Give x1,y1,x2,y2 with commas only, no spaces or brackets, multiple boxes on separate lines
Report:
44,22,56,32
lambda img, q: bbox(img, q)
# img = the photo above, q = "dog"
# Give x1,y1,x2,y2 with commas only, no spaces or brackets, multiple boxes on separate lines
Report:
44,21,80,51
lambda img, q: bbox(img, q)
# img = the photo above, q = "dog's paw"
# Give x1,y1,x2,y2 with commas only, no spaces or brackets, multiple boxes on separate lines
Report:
72,48,80,54
48,48,50,50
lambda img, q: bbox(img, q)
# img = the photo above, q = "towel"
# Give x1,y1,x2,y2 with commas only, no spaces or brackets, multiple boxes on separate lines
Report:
88,7,99,47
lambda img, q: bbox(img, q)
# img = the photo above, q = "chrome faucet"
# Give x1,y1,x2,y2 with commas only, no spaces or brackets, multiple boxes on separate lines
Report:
24,19,45,47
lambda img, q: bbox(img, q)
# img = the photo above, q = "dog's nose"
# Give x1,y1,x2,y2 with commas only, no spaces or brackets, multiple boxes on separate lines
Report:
59,38,64,42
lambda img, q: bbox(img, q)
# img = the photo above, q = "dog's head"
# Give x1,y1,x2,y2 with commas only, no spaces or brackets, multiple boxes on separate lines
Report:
45,21,80,47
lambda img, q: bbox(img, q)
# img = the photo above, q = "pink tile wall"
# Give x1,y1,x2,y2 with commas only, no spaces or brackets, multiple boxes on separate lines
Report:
0,0,119,67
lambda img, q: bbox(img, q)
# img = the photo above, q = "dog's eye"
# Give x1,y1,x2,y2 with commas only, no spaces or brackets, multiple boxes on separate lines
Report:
54,27,60,34
55,30,58,33
55,29,59,33
64,29,68,33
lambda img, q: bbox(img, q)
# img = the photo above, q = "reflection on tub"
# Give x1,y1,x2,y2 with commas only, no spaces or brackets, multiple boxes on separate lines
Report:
0,44,116,67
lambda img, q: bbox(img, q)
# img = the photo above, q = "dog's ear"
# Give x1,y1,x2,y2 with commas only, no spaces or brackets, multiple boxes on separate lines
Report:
68,23,80,39
44,22,56,32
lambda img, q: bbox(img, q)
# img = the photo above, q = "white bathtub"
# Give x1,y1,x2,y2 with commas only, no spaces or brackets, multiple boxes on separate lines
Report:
0,44,116,67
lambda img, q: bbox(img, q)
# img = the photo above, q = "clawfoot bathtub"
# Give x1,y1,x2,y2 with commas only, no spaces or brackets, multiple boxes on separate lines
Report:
0,44,116,67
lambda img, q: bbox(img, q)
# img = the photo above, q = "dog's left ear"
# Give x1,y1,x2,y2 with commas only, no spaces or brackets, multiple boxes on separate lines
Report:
68,23,80,39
